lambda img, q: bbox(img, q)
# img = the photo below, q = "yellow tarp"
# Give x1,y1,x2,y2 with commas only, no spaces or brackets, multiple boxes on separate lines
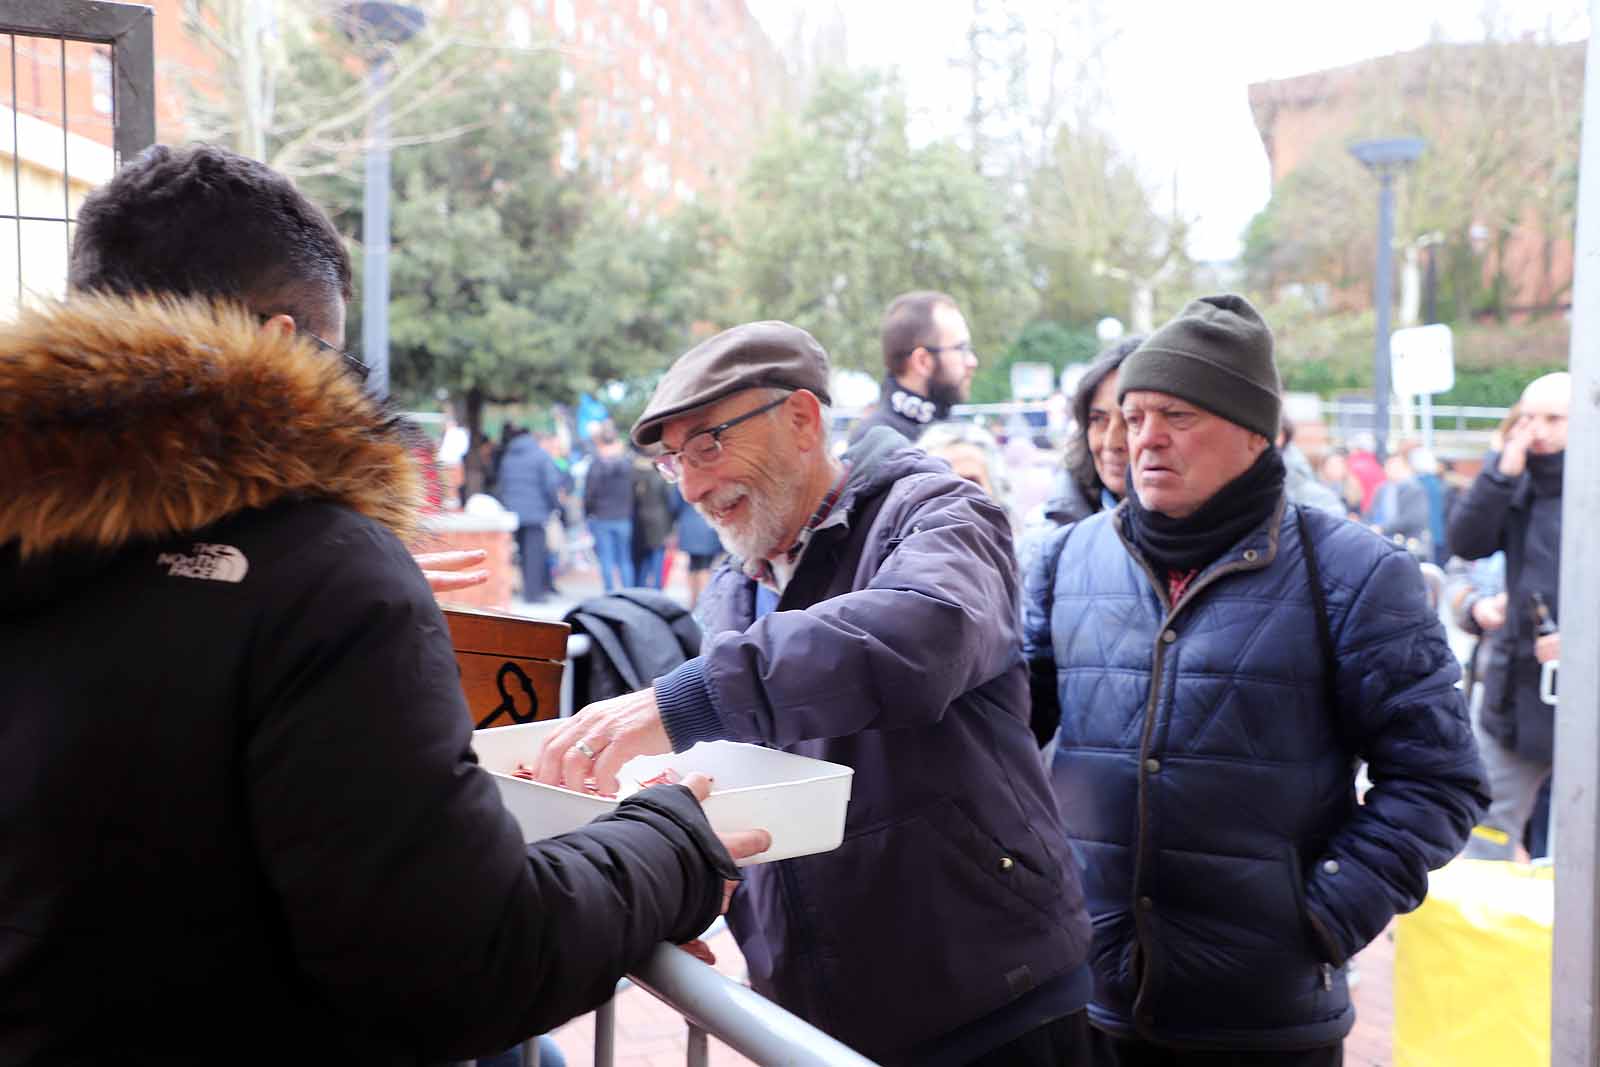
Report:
1394,858,1552,1067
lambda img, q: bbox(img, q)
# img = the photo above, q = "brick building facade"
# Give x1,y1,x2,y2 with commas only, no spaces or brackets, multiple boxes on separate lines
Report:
1248,43,1580,319
515,0,784,213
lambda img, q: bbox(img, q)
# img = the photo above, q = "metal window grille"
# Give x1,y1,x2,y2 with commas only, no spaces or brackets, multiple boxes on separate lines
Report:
0,0,153,316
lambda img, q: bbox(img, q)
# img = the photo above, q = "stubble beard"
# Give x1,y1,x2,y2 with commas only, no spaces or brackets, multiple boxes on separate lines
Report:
697,469,805,563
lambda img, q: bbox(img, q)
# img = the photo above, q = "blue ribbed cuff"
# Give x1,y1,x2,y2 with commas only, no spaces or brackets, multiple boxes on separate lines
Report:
654,657,726,752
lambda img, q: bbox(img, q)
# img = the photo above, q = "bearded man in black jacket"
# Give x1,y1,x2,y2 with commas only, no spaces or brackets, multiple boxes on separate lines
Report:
0,144,760,1064
848,289,978,445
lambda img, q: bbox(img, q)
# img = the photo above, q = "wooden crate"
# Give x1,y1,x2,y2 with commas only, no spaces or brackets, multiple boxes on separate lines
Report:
443,606,570,730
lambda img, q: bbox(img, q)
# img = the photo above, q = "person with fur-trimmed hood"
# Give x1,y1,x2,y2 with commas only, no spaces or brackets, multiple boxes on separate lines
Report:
0,144,765,1064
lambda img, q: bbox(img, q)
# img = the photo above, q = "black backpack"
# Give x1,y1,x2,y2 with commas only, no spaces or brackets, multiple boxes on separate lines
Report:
562,589,703,706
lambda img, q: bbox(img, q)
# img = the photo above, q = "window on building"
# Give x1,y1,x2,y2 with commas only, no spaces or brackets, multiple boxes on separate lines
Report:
657,71,671,95
560,66,576,93
639,53,655,78
653,5,669,35
640,95,655,115
560,129,580,171
656,117,670,145
555,0,576,36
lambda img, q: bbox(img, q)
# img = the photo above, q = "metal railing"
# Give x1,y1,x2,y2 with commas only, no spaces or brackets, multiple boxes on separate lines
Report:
624,943,878,1067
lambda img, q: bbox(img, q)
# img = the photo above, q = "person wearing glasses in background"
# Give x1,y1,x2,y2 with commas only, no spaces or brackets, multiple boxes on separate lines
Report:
533,322,1095,1067
849,289,979,444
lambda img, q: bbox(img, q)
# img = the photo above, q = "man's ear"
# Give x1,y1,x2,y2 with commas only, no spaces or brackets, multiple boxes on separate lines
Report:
906,346,935,385
786,390,826,452
260,313,296,337
1248,431,1270,456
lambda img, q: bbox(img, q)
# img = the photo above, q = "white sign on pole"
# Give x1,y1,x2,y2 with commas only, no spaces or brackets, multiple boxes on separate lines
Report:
1390,323,1455,396
1010,361,1055,401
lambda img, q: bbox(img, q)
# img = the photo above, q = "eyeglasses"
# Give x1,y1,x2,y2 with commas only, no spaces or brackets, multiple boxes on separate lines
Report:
924,340,976,357
257,313,369,381
652,394,790,483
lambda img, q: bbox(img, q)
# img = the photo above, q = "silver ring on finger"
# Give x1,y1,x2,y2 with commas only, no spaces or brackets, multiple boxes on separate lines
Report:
574,739,598,760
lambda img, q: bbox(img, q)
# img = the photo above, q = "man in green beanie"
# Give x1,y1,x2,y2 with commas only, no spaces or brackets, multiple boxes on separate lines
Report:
1022,294,1487,1064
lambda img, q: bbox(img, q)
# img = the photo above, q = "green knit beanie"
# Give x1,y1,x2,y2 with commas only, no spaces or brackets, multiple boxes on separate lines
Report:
1117,293,1281,440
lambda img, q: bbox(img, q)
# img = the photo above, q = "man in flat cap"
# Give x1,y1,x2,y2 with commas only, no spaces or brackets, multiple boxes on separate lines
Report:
1023,294,1486,1064
538,321,1094,1066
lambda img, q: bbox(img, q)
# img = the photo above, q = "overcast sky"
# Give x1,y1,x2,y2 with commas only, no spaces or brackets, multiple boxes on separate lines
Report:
746,0,1589,262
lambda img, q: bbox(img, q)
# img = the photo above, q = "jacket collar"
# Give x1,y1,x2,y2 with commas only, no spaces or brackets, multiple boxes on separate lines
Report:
882,375,948,426
1113,493,1286,618
0,294,424,559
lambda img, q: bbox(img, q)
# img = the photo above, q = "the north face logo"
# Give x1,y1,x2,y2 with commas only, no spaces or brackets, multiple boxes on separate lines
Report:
157,543,249,583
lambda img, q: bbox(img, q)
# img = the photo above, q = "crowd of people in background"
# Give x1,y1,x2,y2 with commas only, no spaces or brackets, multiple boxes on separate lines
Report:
10,132,1575,1067
444,411,729,609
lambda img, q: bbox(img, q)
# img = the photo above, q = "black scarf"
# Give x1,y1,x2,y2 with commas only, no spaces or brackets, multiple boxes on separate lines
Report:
1123,447,1286,575
1528,450,1565,497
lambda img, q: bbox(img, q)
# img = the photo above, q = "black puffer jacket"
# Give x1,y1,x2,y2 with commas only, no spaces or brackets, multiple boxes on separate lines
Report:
0,296,735,1065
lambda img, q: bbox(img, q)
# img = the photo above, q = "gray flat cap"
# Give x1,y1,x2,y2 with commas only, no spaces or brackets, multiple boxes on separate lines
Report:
631,321,832,447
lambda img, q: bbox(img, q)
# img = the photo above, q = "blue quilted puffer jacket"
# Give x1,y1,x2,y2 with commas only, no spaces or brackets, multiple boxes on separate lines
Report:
1023,497,1486,1051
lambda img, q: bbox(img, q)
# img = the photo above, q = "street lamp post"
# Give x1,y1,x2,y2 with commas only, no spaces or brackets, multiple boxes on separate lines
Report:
338,2,426,400
1348,137,1426,460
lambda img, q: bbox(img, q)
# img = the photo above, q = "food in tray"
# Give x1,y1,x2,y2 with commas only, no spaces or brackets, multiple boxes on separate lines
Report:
508,761,681,798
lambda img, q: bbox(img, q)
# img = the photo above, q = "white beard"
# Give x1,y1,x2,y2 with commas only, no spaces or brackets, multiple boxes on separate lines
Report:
697,470,804,563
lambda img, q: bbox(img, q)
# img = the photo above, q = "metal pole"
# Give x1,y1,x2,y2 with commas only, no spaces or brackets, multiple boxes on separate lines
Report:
686,1025,708,1067
1551,15,1600,1064
593,996,615,1067
362,57,392,399
1373,171,1396,462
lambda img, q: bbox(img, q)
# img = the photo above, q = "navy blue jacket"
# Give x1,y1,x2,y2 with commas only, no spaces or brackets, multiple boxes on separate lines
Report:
1024,498,1485,1051
652,432,1092,1064
494,434,564,527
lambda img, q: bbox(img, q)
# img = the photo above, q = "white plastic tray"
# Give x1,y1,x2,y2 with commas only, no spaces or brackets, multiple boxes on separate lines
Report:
472,720,855,866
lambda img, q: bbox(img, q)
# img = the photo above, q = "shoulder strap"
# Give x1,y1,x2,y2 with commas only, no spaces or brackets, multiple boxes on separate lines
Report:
1295,506,1348,753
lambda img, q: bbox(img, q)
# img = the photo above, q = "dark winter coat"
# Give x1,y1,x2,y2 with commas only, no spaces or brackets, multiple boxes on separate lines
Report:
662,430,1092,1064
1024,498,1485,1051
583,452,635,521
0,296,735,1065
1447,453,1564,760
564,589,702,707
630,456,677,552
494,433,565,527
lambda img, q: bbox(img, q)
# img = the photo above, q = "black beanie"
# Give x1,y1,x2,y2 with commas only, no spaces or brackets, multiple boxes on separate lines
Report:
1117,293,1281,440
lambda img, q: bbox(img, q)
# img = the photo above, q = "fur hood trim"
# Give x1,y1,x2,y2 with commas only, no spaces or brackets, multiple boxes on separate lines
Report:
0,294,423,557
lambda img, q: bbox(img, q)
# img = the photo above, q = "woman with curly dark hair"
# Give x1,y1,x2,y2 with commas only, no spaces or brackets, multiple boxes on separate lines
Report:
1017,335,1144,572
